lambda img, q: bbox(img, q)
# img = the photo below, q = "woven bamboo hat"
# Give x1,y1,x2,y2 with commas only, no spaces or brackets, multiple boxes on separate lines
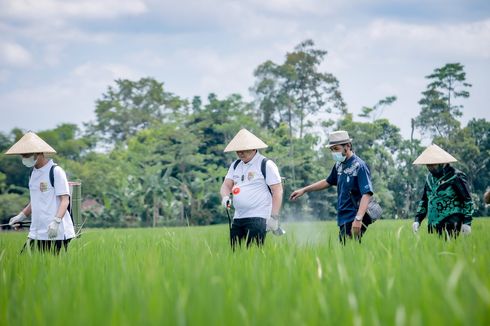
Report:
412,144,457,165
224,128,268,152
4,131,56,155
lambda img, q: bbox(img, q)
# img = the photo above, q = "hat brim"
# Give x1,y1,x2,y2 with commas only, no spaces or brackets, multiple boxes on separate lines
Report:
328,139,352,147
224,144,268,152
412,144,458,165
4,132,57,155
224,128,268,152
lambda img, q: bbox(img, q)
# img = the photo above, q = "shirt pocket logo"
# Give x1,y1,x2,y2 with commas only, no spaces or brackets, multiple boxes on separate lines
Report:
40,182,49,192
247,171,256,181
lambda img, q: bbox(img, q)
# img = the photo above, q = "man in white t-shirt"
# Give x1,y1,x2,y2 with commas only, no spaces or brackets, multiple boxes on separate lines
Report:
5,132,75,253
220,128,283,249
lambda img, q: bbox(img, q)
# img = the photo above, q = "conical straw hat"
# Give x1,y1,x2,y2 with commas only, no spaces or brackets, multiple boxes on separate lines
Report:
224,128,268,152
4,131,57,155
412,144,457,165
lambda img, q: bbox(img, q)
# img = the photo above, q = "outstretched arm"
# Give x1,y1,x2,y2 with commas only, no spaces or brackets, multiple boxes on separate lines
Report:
289,179,330,201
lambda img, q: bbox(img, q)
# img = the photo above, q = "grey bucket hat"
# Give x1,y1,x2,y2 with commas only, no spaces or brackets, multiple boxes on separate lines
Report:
328,130,352,147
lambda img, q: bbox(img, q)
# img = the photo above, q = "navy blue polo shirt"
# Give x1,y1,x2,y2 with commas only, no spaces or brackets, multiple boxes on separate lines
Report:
326,154,374,226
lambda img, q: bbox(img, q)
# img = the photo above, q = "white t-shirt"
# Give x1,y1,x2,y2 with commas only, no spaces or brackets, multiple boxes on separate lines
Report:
28,160,76,240
225,152,282,219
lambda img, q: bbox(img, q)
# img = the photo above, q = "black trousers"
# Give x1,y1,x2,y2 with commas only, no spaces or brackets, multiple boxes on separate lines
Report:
230,217,266,249
339,215,373,244
428,215,463,239
24,238,71,254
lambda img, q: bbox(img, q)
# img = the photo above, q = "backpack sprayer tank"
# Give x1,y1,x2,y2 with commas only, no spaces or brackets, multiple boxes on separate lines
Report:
68,180,82,236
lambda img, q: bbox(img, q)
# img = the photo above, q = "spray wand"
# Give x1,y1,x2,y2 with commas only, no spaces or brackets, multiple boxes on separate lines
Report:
225,193,233,230
0,221,31,228
225,193,234,248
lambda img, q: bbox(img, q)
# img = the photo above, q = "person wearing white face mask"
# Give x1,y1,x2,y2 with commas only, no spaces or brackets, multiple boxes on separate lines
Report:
5,131,75,253
21,154,38,168
290,130,375,243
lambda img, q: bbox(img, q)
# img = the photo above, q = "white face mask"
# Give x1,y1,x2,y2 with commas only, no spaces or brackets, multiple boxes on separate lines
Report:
22,155,37,168
331,151,346,163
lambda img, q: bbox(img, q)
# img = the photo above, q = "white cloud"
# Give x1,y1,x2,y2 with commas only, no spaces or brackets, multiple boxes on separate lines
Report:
73,62,139,81
246,0,342,16
0,41,32,67
319,18,490,75
0,20,113,45
0,0,147,21
144,47,260,99
42,43,64,66
367,19,490,59
0,68,10,83
0,62,142,132
0,20,114,74
0,83,95,132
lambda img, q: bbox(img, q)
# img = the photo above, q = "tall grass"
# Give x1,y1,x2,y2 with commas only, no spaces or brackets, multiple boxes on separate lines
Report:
1,219,489,325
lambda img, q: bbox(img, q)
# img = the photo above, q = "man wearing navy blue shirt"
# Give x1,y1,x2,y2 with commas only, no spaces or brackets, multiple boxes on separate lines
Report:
290,130,374,243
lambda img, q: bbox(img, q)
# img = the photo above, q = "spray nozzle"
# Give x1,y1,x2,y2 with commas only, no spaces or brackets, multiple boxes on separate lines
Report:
272,226,286,236
226,192,233,209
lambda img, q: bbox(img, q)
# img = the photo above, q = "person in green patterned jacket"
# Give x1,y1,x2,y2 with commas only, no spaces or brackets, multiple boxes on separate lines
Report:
412,144,473,238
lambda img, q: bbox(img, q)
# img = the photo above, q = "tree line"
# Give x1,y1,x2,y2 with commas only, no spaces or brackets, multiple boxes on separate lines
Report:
1,40,488,227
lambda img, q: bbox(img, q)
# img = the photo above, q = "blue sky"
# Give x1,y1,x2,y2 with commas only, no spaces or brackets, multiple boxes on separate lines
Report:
1,0,489,140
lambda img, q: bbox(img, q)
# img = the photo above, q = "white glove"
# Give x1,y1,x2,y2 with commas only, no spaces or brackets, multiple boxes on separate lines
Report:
461,224,471,235
412,221,420,233
47,217,62,239
221,196,231,209
266,216,279,232
9,212,27,225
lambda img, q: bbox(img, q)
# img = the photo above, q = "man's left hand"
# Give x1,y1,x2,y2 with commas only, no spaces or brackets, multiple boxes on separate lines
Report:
351,219,362,236
266,216,279,232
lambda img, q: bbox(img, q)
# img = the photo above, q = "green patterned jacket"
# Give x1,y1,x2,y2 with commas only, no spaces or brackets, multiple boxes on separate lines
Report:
415,165,473,226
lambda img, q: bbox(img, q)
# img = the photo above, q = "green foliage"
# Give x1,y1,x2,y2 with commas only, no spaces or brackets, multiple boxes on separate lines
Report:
0,192,29,223
0,130,30,188
389,139,426,217
0,132,12,152
189,93,257,169
251,39,346,138
265,123,337,221
415,63,471,138
0,172,5,194
38,124,95,160
359,96,397,121
88,78,188,143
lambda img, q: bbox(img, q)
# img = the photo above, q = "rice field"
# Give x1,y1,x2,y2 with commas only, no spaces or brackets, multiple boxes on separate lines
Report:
1,219,489,326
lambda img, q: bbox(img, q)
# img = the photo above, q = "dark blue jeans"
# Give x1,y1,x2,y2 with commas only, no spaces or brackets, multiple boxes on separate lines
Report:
230,217,266,249
339,215,372,244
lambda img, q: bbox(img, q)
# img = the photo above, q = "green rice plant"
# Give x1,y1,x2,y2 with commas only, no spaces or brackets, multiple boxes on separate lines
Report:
1,219,489,325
